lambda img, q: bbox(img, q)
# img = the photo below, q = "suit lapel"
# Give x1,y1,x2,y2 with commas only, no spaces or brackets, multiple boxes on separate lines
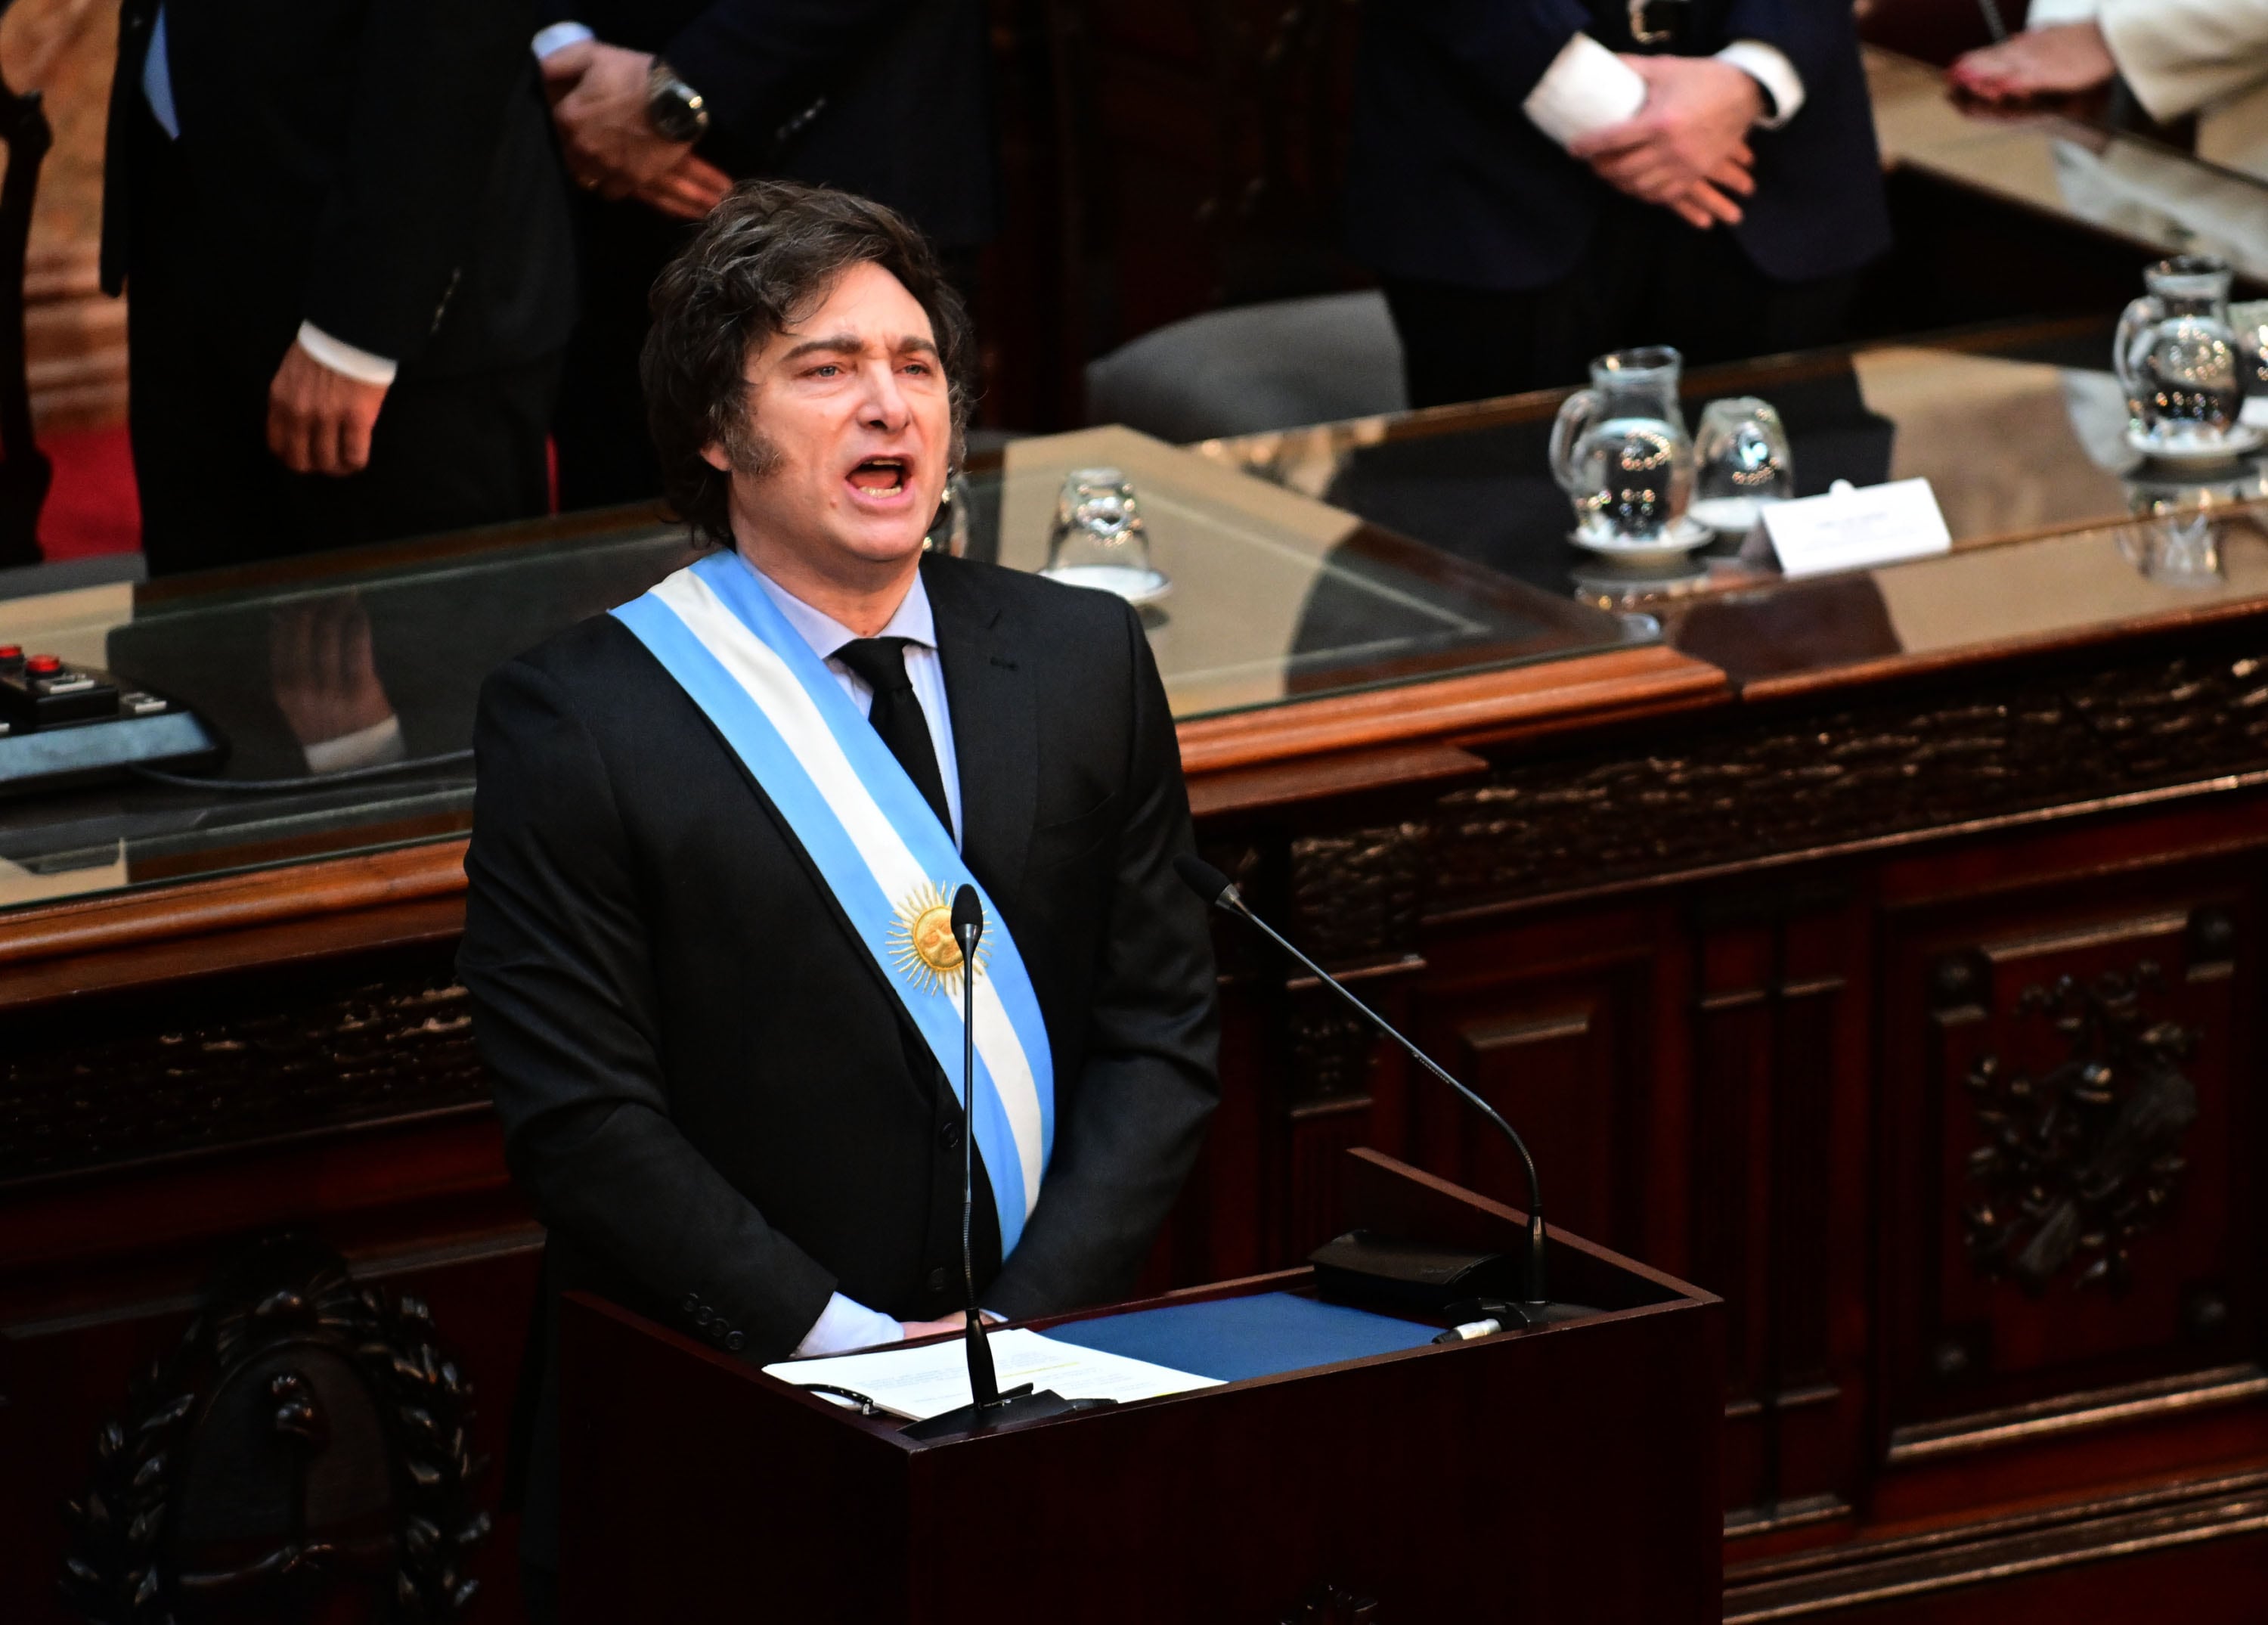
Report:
926,555,1038,907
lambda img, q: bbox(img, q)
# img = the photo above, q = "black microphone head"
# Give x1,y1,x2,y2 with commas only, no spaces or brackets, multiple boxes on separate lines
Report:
951,882,983,947
1173,853,1236,907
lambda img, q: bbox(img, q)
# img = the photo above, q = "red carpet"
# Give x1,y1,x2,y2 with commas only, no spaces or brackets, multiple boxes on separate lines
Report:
39,425,141,560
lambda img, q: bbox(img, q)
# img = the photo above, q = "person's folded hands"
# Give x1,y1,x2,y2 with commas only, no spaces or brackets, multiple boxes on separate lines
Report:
1570,54,1762,230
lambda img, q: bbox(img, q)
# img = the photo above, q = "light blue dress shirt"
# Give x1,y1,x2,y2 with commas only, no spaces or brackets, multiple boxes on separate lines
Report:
141,8,180,138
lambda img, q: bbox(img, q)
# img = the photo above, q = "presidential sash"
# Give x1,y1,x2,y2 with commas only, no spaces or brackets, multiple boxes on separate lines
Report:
612,550,1055,1253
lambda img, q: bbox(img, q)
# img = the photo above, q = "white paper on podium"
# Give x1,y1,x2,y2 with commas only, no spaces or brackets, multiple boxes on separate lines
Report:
762,1328,1220,1422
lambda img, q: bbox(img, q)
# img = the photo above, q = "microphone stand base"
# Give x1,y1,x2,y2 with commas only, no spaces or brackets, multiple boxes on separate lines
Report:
1506,1300,1598,1327
900,1386,1113,1440
1439,1296,1600,1333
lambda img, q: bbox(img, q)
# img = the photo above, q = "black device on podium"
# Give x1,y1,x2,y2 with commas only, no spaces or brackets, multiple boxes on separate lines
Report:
0,644,220,795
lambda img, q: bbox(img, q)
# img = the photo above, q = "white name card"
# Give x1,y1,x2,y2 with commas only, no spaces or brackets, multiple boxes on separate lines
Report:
1760,478,1952,579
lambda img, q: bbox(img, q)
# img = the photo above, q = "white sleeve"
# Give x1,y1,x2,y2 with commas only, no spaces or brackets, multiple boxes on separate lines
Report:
295,322,398,387
531,21,596,59
793,1292,906,1357
2099,0,2268,124
2025,0,2104,26
1717,41,1805,128
1523,33,1648,147
301,714,406,774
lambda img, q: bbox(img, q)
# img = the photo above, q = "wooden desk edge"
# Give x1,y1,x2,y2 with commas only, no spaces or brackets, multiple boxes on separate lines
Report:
0,643,1730,975
1176,643,1730,778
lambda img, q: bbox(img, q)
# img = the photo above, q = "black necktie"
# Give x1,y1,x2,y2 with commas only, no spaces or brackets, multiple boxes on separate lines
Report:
832,636,954,836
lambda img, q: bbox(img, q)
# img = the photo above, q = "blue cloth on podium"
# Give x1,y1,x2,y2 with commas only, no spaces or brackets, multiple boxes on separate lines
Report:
1047,1292,1436,1382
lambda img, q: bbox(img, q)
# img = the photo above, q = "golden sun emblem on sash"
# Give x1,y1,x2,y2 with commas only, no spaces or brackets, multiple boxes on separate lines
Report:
888,881,986,997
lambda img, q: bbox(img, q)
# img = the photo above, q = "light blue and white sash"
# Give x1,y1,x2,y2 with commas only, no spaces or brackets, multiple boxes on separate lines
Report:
612,550,1055,1252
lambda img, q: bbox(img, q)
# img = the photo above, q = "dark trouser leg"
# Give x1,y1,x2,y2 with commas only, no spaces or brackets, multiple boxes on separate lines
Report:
1382,278,1563,408
125,104,293,576
275,352,564,551
1380,197,1859,410
521,1563,559,1625
1647,214,1860,370
551,194,689,512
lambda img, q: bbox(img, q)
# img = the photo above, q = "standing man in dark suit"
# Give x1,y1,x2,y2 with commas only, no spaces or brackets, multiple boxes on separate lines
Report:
527,0,998,510
100,0,576,576
457,181,1218,1617
1344,0,1893,406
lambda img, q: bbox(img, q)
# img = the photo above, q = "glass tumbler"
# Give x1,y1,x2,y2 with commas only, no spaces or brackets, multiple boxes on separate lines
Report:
1689,397,1793,534
1039,467,1167,602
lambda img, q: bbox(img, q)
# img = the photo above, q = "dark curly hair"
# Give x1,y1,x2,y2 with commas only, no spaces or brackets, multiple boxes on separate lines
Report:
640,179,975,549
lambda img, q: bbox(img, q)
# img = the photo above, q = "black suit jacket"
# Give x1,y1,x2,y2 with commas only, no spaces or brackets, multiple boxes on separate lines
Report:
100,0,575,378
1342,0,1892,291
458,552,1219,1565
536,0,998,247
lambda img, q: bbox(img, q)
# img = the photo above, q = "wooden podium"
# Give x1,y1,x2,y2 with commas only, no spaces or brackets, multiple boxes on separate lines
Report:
557,1151,1722,1623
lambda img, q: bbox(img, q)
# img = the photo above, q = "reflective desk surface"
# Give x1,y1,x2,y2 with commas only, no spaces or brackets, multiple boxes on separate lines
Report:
1864,47,2268,286
20,297,2268,914
0,426,1636,913
1204,318,2268,693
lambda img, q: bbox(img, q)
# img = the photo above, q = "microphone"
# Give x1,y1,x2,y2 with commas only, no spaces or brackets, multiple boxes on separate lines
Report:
950,885,999,1409
1175,854,1582,1324
900,885,1105,1437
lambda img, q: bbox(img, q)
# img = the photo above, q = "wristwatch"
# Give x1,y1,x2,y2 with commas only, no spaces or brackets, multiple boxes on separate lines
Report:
646,60,711,144
1626,0,1690,48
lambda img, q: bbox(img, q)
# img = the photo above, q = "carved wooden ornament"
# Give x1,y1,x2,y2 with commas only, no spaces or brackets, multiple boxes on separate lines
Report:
60,1233,491,1623
1960,966,2201,1297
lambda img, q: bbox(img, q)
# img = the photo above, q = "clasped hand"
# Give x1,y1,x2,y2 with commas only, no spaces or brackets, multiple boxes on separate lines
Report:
542,39,733,222
1571,54,1765,230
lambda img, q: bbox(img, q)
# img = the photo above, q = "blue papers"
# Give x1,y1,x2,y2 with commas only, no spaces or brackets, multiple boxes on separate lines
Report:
1046,1292,1436,1384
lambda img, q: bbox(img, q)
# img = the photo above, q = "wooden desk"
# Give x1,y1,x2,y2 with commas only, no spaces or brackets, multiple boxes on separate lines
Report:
6,469,2266,1621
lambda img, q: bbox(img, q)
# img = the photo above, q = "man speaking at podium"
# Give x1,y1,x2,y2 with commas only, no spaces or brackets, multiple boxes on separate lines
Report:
457,181,1220,1611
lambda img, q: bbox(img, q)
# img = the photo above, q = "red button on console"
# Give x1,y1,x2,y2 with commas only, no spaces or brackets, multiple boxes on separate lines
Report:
24,654,61,674
0,645,18,659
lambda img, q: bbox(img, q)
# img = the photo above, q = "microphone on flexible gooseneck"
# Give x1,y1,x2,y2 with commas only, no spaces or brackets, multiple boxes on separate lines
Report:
951,885,1000,1409
899,888,1103,1439
1174,854,1579,1324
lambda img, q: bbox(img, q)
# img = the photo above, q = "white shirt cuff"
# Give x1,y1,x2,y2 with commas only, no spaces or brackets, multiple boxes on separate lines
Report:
1523,33,1648,148
2023,0,2101,25
793,1292,906,1357
295,322,398,388
531,21,595,60
1717,41,1805,128
301,713,405,774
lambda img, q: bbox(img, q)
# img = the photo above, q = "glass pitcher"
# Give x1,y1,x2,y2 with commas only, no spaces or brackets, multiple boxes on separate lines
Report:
1549,346,1696,546
2115,255,2244,451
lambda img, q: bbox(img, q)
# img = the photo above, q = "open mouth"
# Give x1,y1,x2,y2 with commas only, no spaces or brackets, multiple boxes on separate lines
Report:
847,457,908,496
